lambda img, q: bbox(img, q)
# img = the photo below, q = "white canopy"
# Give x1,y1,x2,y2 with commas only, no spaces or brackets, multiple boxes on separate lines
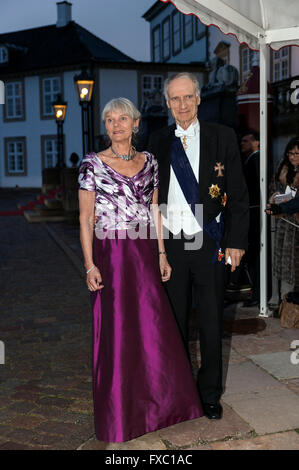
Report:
161,0,299,316
164,0,299,50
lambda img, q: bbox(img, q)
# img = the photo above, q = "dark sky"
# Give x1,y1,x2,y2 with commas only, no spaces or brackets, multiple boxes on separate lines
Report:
0,0,155,61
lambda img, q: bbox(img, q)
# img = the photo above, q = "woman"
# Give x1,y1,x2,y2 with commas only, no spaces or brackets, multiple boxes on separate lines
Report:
269,136,299,297
78,97,203,443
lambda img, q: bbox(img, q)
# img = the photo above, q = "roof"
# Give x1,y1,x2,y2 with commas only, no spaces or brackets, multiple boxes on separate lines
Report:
0,21,135,75
142,1,169,22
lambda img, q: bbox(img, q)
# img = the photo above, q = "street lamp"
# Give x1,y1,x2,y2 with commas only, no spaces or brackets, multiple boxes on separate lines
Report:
74,69,95,156
52,94,67,168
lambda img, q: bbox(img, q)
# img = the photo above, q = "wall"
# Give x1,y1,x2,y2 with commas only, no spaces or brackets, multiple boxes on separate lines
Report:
99,69,138,134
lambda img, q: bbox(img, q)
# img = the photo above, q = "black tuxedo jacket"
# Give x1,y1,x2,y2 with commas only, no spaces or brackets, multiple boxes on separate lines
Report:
147,121,249,250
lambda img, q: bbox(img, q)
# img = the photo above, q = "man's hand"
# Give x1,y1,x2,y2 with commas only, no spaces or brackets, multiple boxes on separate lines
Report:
225,248,245,272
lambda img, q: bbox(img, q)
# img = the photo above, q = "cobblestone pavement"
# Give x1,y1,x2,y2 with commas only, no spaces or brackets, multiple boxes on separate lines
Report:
1,189,299,451
0,190,94,450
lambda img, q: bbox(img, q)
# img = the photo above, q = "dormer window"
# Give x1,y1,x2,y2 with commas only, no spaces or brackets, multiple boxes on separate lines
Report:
0,46,8,64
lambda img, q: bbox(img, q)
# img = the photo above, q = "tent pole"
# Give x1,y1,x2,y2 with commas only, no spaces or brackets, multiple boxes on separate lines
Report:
259,41,270,317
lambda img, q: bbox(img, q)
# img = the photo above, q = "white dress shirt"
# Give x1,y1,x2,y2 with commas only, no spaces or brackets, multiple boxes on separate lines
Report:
162,119,202,235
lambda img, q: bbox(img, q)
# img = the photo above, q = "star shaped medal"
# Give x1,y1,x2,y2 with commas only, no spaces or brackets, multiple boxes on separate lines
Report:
209,184,221,199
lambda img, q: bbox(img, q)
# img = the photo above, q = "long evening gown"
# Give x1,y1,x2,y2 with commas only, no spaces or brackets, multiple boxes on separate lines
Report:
78,151,203,442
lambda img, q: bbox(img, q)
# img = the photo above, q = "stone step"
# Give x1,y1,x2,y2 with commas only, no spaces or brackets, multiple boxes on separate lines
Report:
34,205,66,216
44,198,63,210
23,210,71,223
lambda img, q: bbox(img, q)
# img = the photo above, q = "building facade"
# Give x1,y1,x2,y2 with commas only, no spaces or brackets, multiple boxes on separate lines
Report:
0,1,208,188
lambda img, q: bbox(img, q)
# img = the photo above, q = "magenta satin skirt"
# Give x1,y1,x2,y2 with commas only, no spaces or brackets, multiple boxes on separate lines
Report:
90,226,203,442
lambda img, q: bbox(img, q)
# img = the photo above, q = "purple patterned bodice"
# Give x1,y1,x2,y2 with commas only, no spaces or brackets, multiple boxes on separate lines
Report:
78,152,159,237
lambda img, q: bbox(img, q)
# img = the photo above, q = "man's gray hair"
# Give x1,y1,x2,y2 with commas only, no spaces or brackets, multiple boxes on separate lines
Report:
163,72,201,101
102,97,141,122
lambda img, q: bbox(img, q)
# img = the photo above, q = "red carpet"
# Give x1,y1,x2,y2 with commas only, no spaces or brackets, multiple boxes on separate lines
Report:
0,187,62,216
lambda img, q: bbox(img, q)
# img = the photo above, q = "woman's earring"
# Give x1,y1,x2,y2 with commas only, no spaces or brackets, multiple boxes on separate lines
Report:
132,127,139,134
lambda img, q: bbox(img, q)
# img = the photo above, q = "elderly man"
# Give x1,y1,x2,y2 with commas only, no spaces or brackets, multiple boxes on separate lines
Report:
148,72,249,420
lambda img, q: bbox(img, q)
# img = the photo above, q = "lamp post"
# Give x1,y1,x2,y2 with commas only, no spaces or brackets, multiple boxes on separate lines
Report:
74,69,95,156
52,94,67,168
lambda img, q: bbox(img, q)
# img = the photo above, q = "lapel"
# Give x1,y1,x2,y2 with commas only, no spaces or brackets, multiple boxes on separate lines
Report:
159,124,176,198
199,120,218,202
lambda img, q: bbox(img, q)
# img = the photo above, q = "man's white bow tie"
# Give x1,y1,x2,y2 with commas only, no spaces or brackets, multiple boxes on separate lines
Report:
175,127,196,138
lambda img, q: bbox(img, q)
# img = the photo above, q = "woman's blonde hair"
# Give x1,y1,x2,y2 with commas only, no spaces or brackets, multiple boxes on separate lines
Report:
102,97,141,122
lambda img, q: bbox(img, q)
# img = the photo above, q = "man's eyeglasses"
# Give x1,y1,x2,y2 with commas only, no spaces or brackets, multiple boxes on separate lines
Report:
169,95,196,106
287,151,299,157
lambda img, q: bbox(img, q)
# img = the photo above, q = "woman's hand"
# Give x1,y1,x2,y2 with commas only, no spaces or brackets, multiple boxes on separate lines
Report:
265,203,281,216
86,266,104,291
159,254,172,282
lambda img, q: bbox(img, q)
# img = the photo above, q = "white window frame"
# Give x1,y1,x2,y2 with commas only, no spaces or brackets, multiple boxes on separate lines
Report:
0,46,8,63
44,137,58,168
5,81,23,119
42,77,61,116
162,17,171,61
240,46,257,84
241,48,252,78
7,140,25,174
273,47,290,82
152,25,161,62
172,10,181,55
183,14,193,48
141,74,164,108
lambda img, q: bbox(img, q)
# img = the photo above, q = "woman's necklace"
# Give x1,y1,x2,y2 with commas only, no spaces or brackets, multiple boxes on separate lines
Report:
110,146,137,161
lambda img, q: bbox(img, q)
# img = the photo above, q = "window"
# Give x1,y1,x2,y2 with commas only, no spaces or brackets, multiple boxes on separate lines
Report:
0,46,8,63
195,19,206,40
272,47,290,81
183,14,193,48
152,25,161,62
41,135,64,169
44,138,58,168
242,48,251,76
5,82,23,119
42,76,61,116
5,138,27,176
240,45,254,83
162,17,170,61
172,10,181,55
141,74,164,111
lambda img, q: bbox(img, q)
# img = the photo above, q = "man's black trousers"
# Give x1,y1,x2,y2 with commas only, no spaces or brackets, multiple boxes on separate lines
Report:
164,229,225,404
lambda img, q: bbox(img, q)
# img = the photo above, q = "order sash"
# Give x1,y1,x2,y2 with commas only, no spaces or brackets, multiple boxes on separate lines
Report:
171,136,225,264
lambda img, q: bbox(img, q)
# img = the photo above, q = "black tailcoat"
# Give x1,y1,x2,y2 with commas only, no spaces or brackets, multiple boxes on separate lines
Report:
147,120,249,403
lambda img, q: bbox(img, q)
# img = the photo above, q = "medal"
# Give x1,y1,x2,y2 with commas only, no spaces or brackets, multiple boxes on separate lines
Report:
209,184,221,199
221,193,227,206
182,136,188,150
214,162,224,177
218,248,225,262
